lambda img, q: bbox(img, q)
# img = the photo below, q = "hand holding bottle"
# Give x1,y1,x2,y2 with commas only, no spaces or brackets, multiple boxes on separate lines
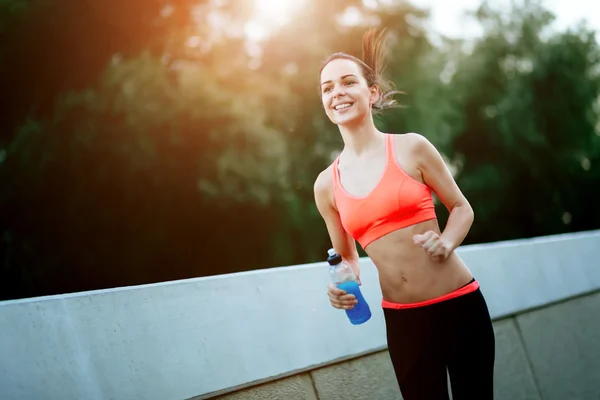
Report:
325,248,372,325
327,284,358,310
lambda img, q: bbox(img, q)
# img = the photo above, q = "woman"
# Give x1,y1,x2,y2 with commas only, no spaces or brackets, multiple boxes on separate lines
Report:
313,29,496,400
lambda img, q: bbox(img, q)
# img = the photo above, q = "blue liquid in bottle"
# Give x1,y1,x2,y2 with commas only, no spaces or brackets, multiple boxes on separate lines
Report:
327,248,372,325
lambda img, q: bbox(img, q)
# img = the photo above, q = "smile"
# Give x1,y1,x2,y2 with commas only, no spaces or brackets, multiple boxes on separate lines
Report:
333,102,353,110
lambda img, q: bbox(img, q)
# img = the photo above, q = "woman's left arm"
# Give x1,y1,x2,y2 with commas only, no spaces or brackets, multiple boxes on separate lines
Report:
412,133,474,255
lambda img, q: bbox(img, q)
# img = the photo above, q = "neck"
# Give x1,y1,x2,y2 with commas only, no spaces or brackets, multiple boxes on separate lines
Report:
338,113,383,156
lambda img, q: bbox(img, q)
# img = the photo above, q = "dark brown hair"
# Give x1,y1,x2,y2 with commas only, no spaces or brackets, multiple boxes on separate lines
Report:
319,28,402,114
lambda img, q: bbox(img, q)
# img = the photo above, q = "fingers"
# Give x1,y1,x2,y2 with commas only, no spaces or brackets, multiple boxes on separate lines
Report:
413,230,434,245
414,231,438,251
423,236,437,252
413,231,451,260
328,284,346,296
328,284,357,310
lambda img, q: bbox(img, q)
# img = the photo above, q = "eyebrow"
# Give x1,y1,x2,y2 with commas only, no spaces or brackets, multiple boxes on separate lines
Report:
320,74,357,86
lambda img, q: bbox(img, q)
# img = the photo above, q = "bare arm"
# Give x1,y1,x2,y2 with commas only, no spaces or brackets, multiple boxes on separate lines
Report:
313,168,360,269
413,134,474,252
314,168,361,309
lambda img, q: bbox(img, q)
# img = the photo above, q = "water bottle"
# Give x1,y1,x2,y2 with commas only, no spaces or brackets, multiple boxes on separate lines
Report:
327,248,372,325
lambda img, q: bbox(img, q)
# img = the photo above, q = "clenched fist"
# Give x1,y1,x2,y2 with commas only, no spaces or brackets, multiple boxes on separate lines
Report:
413,230,452,261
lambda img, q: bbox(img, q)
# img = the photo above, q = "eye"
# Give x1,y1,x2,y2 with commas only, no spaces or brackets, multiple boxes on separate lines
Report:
322,87,332,94
344,80,357,86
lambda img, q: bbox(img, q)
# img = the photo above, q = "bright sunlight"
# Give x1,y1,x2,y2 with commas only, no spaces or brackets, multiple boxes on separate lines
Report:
245,0,306,41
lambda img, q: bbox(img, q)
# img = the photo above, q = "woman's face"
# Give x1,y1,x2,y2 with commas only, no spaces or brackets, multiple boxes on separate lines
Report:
320,58,378,126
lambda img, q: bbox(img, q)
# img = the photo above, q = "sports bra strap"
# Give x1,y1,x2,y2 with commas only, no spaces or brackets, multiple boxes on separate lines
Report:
385,134,395,164
332,156,340,182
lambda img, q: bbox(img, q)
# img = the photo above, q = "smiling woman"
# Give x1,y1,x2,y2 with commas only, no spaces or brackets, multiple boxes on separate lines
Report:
313,29,496,400
245,0,306,40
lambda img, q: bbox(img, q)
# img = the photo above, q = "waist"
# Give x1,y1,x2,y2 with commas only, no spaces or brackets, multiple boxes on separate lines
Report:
382,278,479,309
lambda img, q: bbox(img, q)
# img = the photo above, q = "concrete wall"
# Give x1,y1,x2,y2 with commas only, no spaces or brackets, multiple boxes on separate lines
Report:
1,230,599,400
211,290,600,400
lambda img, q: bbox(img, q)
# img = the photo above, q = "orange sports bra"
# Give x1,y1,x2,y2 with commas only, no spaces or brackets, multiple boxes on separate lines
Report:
332,134,437,249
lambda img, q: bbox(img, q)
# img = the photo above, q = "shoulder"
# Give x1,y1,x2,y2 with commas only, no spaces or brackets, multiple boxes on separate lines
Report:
314,164,334,192
313,163,335,211
390,132,440,165
390,132,433,150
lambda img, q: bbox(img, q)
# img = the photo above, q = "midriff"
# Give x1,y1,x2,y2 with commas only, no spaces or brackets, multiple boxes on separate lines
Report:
364,218,474,304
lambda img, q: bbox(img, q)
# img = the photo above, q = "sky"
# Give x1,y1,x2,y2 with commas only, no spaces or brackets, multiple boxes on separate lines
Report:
418,0,600,38
246,0,600,43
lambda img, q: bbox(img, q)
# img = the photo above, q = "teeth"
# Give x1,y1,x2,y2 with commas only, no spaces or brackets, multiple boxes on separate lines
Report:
334,103,352,110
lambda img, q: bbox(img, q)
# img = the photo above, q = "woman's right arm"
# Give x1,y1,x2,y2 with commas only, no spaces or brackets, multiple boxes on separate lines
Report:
314,168,360,310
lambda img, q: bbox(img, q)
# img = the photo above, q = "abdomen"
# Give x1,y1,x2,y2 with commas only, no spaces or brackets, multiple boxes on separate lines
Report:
364,219,473,304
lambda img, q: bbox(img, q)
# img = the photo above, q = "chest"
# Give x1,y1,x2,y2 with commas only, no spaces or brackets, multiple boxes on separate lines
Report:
337,157,387,198
337,153,421,198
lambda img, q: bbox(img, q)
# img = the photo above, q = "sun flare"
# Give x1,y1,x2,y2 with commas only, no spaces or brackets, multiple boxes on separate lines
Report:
245,0,306,41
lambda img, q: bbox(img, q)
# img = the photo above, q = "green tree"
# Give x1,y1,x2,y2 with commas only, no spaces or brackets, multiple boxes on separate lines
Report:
2,0,599,301
1,0,437,299
448,1,600,242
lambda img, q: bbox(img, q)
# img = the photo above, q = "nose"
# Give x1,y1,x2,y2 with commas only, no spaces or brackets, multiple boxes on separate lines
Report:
331,83,346,98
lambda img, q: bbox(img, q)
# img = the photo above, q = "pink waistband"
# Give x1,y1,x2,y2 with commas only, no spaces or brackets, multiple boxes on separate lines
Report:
382,280,480,310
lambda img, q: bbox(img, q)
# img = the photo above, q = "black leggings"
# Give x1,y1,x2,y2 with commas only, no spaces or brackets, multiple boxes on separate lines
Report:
383,282,495,400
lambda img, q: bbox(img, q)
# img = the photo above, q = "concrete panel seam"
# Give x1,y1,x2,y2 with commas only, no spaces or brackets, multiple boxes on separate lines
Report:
512,317,544,400
197,346,389,399
62,299,105,400
307,371,321,400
